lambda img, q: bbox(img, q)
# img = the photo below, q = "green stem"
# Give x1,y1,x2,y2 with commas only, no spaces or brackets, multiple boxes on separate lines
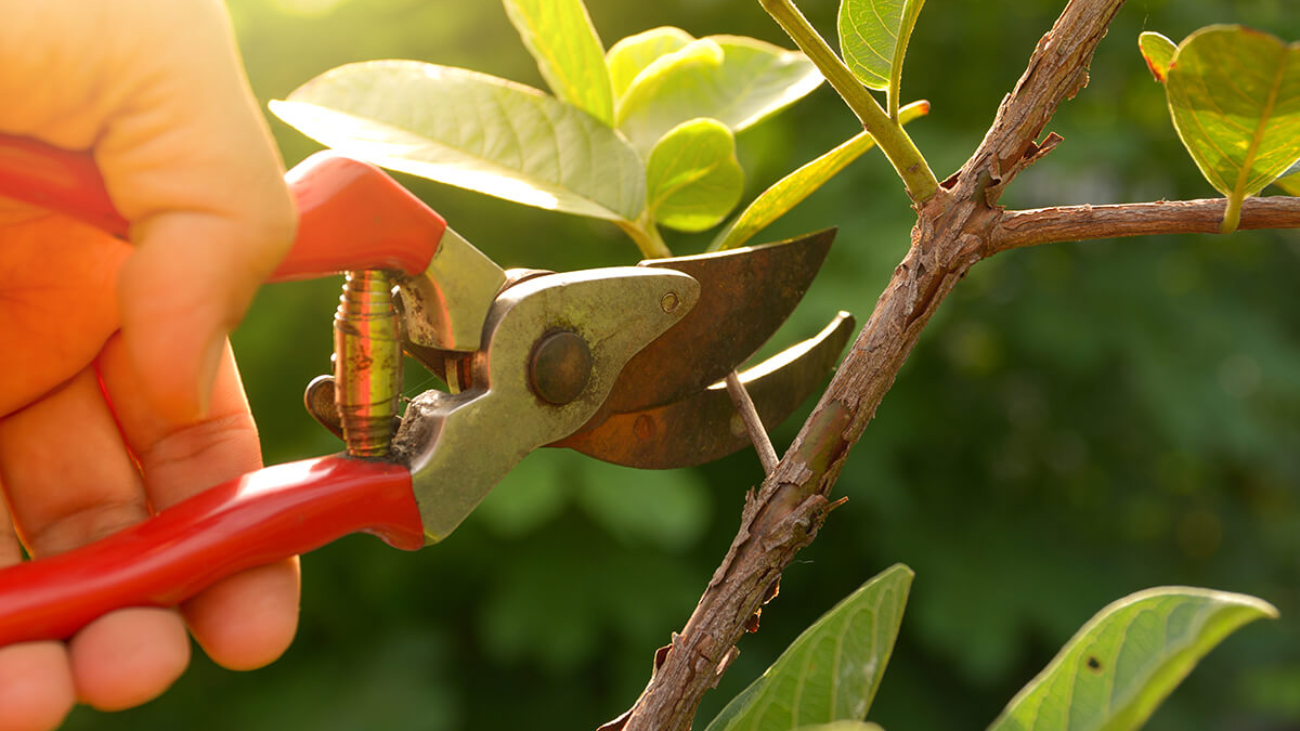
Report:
616,214,673,259
1221,194,1244,234
758,0,939,202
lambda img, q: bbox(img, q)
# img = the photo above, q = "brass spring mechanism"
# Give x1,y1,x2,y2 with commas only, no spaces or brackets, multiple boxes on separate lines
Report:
334,270,402,457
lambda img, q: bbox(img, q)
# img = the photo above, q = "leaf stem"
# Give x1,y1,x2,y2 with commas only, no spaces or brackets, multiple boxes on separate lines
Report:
1221,194,1244,234
617,215,673,258
758,0,939,202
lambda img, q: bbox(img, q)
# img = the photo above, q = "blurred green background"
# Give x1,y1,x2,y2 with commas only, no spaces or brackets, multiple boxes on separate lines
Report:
65,0,1299,729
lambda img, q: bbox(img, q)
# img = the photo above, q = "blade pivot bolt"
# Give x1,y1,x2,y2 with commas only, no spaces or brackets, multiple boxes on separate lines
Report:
530,331,593,405
660,292,681,313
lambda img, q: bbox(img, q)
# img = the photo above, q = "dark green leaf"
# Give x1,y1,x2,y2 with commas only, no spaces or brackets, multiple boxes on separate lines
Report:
501,0,614,126
616,36,822,153
987,587,1277,731
646,118,744,232
704,565,913,731
793,724,885,731
271,61,645,221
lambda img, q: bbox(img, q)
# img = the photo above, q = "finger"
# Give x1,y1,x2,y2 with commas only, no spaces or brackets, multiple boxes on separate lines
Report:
0,1,296,423
98,334,301,670
98,0,295,423
0,367,190,709
0,491,74,731
0,214,130,419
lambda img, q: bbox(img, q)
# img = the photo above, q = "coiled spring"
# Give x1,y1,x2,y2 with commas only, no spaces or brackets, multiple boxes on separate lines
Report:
334,270,402,457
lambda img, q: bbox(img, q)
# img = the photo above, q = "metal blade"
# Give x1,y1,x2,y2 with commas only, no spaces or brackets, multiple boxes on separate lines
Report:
601,228,836,416
553,312,855,469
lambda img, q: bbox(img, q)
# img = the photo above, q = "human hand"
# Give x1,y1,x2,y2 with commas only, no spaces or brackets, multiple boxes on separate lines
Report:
0,1,299,728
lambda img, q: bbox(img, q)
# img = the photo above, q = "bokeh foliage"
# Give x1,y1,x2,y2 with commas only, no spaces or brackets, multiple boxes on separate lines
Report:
65,0,1299,729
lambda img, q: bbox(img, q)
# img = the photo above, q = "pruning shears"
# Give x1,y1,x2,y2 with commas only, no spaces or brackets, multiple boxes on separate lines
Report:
0,134,854,646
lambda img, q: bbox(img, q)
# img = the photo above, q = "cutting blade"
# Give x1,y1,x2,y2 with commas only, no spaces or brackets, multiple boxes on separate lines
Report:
553,312,855,468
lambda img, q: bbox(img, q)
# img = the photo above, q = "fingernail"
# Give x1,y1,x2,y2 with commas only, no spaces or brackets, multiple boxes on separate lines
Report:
197,332,227,418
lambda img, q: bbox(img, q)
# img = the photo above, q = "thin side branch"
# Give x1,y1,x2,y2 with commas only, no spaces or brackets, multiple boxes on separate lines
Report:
724,371,779,475
994,197,1300,252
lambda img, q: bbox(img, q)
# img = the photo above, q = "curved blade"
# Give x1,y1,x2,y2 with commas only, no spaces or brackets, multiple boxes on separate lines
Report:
553,312,855,468
600,228,835,416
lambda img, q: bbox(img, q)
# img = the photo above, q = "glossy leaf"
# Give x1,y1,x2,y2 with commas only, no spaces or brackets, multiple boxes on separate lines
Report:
987,587,1278,731
1276,171,1300,195
607,27,694,102
616,36,823,152
271,61,645,222
839,0,926,95
704,565,913,731
1138,32,1176,83
1275,158,1300,194
646,118,744,232
711,100,929,251
1164,25,1300,231
501,0,615,126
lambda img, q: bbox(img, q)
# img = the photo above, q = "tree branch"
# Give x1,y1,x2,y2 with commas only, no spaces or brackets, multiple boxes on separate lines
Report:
608,2,1283,730
993,197,1300,252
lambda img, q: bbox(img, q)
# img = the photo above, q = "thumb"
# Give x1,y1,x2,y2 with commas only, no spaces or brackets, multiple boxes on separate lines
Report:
116,213,275,422
88,0,295,423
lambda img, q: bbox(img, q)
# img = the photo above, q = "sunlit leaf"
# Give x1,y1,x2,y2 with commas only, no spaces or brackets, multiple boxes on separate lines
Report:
711,100,929,251
646,118,744,232
501,0,614,126
839,0,926,97
987,587,1278,731
1164,25,1300,231
616,36,823,152
271,61,645,222
1276,172,1300,195
1275,158,1300,194
704,565,913,731
607,26,694,102
1138,32,1177,83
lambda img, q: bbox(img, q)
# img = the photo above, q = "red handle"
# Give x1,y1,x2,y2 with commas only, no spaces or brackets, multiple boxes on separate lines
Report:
0,134,447,281
0,456,424,646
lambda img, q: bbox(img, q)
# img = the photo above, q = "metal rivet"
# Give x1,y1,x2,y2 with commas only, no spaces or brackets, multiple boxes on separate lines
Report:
633,414,656,442
660,291,680,313
530,331,593,405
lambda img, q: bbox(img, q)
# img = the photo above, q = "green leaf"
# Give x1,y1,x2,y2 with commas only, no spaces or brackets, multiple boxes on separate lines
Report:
1164,25,1300,232
1276,171,1300,195
270,61,645,222
987,586,1278,731
793,724,885,731
1138,32,1177,83
607,26,694,102
704,565,913,731
711,100,929,251
646,118,744,232
501,0,614,126
838,0,927,101
616,36,823,153
1275,158,1300,194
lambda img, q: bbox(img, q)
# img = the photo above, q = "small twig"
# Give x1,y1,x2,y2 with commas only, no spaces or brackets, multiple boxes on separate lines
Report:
724,370,779,474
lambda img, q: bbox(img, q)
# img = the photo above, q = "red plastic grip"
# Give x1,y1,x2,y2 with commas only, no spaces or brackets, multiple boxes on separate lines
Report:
0,134,446,281
0,456,424,646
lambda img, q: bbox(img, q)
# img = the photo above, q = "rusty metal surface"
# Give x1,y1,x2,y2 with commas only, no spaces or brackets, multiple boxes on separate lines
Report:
553,312,855,468
602,228,835,416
